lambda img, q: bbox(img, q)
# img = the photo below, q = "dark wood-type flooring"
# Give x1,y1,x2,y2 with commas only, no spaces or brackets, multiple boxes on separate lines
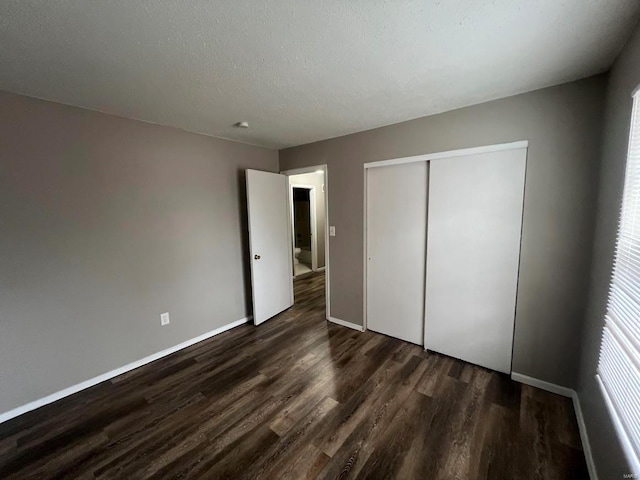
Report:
0,271,588,479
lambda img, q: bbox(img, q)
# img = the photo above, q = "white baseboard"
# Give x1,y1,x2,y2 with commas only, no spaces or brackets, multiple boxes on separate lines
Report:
316,266,326,272
0,315,252,425
327,316,364,332
572,391,599,480
510,372,574,398
511,372,597,480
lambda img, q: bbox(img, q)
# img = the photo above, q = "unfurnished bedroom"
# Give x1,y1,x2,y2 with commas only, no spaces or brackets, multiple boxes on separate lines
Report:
1,1,640,479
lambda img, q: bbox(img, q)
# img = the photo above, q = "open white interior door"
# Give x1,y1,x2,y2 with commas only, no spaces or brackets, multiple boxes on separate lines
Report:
246,169,293,325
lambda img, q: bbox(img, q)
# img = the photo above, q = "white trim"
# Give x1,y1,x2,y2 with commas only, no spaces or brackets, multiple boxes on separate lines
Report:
573,391,599,480
324,166,330,320
510,372,574,398
363,141,529,169
281,165,330,320
328,316,365,332
280,166,322,176
0,315,252,425
316,266,326,272
511,372,598,480
363,164,368,332
422,161,431,349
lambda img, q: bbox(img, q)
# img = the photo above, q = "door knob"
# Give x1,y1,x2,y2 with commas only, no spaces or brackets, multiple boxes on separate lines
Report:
254,254,261,260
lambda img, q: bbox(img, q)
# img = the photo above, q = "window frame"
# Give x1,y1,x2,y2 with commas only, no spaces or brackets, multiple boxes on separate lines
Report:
596,84,640,476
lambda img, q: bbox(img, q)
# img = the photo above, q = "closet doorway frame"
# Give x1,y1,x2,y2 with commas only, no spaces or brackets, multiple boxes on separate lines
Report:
362,140,528,334
281,164,330,320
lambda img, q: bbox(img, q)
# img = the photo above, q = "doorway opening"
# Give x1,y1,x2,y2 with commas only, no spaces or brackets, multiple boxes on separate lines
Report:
283,166,330,317
291,186,315,277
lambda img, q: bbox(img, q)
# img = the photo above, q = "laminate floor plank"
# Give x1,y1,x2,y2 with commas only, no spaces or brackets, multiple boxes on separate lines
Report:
0,271,588,479
316,355,431,479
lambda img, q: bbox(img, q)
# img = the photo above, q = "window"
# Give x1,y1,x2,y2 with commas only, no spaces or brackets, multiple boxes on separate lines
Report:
597,88,640,474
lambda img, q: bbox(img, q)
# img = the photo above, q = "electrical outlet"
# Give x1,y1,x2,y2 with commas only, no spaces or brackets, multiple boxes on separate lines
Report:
160,312,170,326
329,226,336,237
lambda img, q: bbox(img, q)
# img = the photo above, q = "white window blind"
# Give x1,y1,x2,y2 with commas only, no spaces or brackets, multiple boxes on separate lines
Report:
597,88,640,474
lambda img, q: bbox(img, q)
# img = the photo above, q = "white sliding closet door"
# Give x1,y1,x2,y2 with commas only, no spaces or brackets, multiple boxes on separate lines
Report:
366,161,427,345
424,148,526,373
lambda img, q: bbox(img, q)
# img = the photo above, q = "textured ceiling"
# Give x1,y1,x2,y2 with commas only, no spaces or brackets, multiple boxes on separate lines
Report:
1,1,639,149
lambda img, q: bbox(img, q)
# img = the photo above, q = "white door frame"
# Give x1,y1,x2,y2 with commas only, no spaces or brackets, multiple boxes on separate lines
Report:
362,141,528,333
281,165,330,320
290,184,318,273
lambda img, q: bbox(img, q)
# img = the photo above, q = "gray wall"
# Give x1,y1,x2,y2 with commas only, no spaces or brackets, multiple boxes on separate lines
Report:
289,172,326,269
577,22,640,479
0,91,278,413
280,76,607,388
